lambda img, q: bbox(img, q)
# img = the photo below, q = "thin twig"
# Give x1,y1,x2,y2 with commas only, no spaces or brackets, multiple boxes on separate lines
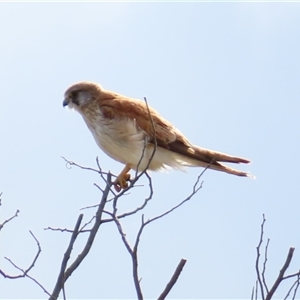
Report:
0,209,20,231
130,214,146,300
284,273,300,300
61,156,111,176
110,212,133,255
262,238,270,293
141,176,204,227
0,231,50,296
255,214,266,300
255,280,258,300
44,226,90,233
62,156,118,197
80,216,96,231
132,96,157,188
95,158,117,196
292,274,300,300
283,270,300,281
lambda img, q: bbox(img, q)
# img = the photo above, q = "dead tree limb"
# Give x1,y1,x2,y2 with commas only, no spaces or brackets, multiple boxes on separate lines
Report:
110,166,205,300
0,193,20,231
49,173,112,300
0,231,49,296
50,214,83,299
157,258,187,300
254,215,300,300
266,247,295,300
255,214,266,300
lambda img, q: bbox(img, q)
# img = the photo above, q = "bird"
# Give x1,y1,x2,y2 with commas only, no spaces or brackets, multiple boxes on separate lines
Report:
63,81,253,191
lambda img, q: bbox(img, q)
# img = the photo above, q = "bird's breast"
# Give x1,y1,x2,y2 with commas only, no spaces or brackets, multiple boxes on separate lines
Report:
82,113,148,165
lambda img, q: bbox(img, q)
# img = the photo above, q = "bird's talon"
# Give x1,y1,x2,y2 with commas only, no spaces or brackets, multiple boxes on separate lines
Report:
114,173,131,192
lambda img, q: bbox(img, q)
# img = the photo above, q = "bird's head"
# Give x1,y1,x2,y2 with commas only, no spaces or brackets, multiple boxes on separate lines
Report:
63,82,103,112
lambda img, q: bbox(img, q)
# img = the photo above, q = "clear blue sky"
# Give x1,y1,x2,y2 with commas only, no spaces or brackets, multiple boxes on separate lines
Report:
1,2,300,299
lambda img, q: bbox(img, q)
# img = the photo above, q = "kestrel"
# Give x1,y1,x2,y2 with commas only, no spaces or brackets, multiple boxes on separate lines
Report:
63,82,253,191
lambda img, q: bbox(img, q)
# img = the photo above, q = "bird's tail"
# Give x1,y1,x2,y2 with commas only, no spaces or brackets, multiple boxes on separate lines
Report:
167,141,254,178
191,145,254,178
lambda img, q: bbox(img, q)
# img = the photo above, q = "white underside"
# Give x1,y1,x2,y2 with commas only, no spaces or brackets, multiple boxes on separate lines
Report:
82,113,199,172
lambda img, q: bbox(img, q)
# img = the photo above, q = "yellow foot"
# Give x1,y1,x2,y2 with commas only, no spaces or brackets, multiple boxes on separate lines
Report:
114,173,131,192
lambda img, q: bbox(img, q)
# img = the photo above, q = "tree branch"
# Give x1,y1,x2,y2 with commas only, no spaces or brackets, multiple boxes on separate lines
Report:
284,273,300,300
255,214,266,300
49,173,112,300
0,231,49,296
262,238,270,293
50,214,83,299
266,247,295,300
157,258,187,300
0,193,20,231
254,214,300,300
115,170,205,300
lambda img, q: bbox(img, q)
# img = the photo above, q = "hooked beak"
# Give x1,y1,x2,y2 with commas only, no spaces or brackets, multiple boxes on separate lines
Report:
63,98,69,107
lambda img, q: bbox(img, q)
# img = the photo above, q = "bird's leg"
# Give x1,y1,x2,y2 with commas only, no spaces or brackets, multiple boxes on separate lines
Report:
114,164,131,192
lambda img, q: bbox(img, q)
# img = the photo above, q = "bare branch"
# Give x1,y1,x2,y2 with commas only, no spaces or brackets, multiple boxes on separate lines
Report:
46,215,96,234
127,171,205,300
51,154,155,299
255,214,266,300
80,216,96,231
50,214,83,300
254,214,300,300
283,270,300,281
0,231,49,296
262,238,270,293
251,285,254,300
141,173,204,227
292,274,300,300
109,212,133,256
266,247,295,300
55,173,112,296
61,156,109,176
131,214,145,300
62,156,117,196
251,280,258,300
0,209,20,231
44,226,84,233
284,273,300,300
158,258,187,300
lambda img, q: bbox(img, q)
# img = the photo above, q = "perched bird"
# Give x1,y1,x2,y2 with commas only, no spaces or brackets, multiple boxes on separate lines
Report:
63,82,253,191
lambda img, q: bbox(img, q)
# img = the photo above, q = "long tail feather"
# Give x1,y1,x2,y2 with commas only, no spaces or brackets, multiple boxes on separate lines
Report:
192,145,254,178
167,141,254,178
193,146,250,164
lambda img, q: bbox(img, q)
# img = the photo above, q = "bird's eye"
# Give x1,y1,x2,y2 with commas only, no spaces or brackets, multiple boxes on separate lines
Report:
70,90,79,98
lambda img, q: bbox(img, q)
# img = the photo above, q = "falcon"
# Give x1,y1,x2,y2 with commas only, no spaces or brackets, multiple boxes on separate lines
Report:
63,82,253,191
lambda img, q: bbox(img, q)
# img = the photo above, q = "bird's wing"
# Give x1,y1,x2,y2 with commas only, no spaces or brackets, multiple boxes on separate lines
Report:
99,91,251,176
99,91,189,147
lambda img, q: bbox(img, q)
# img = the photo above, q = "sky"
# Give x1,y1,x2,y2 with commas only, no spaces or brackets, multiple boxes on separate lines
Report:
1,2,300,300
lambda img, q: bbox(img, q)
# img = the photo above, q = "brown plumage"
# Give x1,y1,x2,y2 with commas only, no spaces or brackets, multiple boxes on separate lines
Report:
63,81,253,191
